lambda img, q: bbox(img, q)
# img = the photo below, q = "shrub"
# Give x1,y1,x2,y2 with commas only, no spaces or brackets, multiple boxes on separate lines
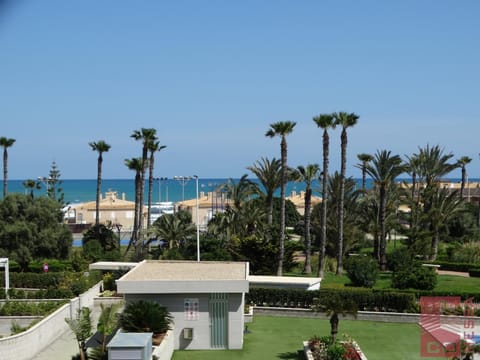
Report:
451,242,480,264
102,273,116,291
391,265,437,291
119,300,173,334
387,247,414,272
344,255,379,288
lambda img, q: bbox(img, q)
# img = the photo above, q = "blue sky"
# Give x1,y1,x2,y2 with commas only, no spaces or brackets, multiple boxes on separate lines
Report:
1,1,479,180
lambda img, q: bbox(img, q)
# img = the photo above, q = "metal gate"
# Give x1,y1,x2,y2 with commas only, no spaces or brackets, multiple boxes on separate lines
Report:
209,293,228,349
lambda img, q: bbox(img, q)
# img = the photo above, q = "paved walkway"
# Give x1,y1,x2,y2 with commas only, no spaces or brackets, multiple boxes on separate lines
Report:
35,327,79,360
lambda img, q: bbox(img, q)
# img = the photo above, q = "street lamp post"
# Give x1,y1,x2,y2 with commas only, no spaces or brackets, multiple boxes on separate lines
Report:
115,223,123,249
37,176,51,195
156,177,168,203
194,175,200,262
174,176,192,202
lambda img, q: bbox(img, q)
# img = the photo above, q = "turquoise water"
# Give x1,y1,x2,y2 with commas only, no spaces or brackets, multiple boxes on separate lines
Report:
2,177,468,204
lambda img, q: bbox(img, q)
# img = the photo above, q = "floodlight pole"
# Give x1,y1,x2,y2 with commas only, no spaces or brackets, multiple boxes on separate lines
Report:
194,175,200,262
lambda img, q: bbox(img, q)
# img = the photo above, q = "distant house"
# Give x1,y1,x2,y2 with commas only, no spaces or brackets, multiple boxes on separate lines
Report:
69,191,146,231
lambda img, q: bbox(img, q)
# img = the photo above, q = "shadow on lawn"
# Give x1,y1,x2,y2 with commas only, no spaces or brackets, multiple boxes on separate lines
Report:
277,350,304,359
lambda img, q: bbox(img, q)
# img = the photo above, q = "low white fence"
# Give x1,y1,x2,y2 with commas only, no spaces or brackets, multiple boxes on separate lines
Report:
0,281,102,360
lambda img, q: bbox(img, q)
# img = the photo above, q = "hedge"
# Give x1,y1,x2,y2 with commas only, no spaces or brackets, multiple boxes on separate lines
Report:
246,288,417,313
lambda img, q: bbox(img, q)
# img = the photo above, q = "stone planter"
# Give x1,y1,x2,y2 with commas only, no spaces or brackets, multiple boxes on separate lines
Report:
303,340,368,360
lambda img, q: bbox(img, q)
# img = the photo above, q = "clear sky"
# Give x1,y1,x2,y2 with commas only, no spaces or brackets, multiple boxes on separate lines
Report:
1,0,479,180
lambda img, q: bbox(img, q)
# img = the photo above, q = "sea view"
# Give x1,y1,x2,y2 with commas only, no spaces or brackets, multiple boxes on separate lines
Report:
2,177,470,205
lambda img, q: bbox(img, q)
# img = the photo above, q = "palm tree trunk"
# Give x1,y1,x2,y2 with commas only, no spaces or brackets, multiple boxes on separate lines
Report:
337,129,347,275
330,313,339,343
95,155,102,226
303,187,312,274
277,137,287,276
318,130,329,278
379,186,388,270
147,154,155,228
3,148,8,198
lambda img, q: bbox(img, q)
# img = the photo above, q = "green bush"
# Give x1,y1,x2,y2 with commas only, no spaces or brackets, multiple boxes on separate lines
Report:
344,255,379,288
392,265,437,291
103,273,116,291
119,300,173,334
0,300,67,316
451,242,480,264
387,248,414,272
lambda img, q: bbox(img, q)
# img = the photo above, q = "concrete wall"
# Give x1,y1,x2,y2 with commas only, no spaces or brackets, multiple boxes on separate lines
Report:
0,281,102,360
152,328,175,359
125,292,245,350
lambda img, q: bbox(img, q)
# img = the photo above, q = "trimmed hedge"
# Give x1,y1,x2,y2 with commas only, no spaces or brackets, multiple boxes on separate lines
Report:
0,259,74,273
0,300,67,316
246,287,417,313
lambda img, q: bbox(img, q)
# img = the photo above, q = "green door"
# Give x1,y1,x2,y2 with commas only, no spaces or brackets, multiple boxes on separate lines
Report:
209,293,228,349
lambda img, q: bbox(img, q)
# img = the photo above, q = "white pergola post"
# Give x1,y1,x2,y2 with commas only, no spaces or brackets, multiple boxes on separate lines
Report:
0,258,9,299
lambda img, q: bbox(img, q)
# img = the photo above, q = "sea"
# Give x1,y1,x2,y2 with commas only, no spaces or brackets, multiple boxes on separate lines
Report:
1,177,469,205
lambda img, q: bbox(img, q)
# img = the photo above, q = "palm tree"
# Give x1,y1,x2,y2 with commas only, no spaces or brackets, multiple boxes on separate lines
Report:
147,141,167,227
266,121,296,276
312,293,357,343
89,140,111,227
247,157,282,226
457,156,472,200
332,112,359,275
429,187,464,260
124,157,144,255
221,174,259,211
131,128,157,232
0,137,15,198
22,179,41,199
293,164,320,274
356,153,374,192
313,114,336,278
153,213,195,249
65,307,92,360
365,150,405,270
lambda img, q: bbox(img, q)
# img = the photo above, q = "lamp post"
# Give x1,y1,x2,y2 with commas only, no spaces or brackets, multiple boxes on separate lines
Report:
37,176,51,195
194,175,200,262
156,177,168,203
174,176,192,202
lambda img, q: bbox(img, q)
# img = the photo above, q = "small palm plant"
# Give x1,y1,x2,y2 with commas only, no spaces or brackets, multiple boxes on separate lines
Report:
118,300,173,335
312,293,357,343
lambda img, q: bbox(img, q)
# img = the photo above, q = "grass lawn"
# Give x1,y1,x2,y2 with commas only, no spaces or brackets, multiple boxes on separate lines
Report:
172,315,446,360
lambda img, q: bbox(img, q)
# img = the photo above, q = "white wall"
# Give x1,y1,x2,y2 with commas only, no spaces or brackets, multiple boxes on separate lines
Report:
0,281,102,360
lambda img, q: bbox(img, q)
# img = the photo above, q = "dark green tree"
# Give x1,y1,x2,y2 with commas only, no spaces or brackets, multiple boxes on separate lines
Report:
0,193,72,270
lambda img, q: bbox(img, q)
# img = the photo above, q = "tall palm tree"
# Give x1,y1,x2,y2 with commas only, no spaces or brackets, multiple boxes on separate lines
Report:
457,156,472,200
147,141,166,227
266,121,296,276
89,140,111,227
131,128,157,232
247,157,282,226
356,153,374,192
0,137,15,198
332,112,359,275
124,157,144,255
365,150,405,270
313,114,336,278
293,163,320,274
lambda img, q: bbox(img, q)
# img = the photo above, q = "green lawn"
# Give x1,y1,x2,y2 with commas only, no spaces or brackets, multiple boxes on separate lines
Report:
320,270,480,293
172,315,446,360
